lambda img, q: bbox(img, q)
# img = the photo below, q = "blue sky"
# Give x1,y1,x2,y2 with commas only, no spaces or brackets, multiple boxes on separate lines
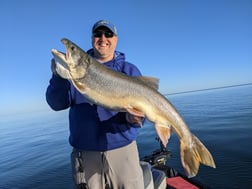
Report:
1,0,251,114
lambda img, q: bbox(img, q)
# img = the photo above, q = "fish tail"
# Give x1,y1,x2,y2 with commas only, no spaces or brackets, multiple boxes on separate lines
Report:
180,134,216,177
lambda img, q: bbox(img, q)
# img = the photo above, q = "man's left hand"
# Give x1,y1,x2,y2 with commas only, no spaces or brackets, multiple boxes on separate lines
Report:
126,113,144,126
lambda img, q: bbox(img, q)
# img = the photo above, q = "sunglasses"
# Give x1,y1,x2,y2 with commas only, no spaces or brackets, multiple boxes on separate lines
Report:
93,30,114,38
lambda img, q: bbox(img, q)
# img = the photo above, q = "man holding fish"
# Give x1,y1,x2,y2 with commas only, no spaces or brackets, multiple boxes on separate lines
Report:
46,20,145,189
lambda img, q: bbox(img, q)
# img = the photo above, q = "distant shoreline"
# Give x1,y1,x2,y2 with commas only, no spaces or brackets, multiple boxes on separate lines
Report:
166,83,252,96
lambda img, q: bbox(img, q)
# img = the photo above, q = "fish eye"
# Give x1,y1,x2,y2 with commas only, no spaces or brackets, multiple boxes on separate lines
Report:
71,46,75,51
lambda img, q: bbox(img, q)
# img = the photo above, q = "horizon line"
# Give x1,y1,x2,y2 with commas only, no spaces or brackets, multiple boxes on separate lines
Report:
165,83,252,96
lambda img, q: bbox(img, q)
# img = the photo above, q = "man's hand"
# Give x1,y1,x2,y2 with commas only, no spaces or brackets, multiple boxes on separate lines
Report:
126,113,144,126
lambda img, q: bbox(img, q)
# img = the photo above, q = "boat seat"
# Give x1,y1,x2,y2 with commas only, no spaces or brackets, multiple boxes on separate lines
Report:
151,167,167,189
140,161,166,189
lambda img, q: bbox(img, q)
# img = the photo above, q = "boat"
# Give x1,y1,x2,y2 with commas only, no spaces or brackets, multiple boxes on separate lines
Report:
140,138,212,189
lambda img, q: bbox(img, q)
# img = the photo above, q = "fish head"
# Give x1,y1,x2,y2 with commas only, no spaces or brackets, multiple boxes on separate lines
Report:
51,38,89,79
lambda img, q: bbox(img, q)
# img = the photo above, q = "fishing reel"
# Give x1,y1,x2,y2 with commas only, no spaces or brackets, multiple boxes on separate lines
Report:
142,137,171,167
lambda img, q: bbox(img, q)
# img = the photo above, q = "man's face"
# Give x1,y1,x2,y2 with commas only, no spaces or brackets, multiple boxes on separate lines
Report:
92,26,118,62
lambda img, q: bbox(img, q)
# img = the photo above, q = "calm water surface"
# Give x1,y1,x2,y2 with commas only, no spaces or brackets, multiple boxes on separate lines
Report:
1,85,252,189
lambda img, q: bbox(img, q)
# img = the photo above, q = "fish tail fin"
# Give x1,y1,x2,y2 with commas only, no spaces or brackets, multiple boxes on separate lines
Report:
180,134,216,177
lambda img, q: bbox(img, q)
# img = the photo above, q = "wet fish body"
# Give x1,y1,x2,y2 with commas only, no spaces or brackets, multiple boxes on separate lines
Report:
51,38,215,177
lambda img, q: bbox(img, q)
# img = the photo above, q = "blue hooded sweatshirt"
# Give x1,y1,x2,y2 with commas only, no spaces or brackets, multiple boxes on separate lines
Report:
46,50,142,151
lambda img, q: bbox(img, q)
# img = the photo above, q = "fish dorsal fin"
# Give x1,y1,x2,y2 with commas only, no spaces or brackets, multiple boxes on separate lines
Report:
137,76,159,90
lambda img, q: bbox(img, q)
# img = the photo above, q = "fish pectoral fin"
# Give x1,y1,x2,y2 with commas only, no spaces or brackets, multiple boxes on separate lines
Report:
154,123,172,147
180,135,216,178
72,80,87,92
126,106,145,117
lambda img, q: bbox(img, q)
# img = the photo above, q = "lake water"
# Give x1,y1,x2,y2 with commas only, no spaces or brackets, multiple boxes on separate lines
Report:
1,84,252,189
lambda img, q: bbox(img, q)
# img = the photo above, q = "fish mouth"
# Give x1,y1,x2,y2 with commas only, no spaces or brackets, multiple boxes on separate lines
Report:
51,38,74,74
61,38,70,61
51,38,70,66
51,49,69,71
51,49,66,61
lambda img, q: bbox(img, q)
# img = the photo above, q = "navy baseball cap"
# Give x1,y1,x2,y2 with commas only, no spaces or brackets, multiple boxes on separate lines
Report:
92,20,118,36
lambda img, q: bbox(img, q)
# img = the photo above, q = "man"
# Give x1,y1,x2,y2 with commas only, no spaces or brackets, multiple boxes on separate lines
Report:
46,20,145,189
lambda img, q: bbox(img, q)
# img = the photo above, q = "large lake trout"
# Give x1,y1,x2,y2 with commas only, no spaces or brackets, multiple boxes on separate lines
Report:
51,38,215,177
